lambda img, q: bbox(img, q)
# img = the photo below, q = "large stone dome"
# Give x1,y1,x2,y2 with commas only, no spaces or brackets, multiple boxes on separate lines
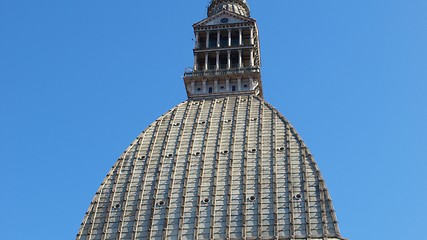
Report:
77,95,344,239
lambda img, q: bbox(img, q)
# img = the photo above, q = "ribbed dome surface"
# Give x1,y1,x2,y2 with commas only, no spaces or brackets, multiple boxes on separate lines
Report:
77,95,344,240
208,0,250,17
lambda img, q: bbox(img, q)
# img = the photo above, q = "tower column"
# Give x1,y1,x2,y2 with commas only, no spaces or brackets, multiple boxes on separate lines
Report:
238,49,242,68
203,79,207,93
227,50,231,69
250,49,254,67
205,52,209,70
237,78,242,91
214,80,218,92
194,53,198,70
195,31,200,48
239,28,243,45
250,28,254,45
228,29,232,46
191,81,195,93
206,31,210,48
226,78,230,91
217,30,221,48
216,51,220,70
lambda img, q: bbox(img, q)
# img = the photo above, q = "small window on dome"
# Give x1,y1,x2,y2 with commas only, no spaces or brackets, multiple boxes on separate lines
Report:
220,18,229,24
232,86,236,91
209,87,213,93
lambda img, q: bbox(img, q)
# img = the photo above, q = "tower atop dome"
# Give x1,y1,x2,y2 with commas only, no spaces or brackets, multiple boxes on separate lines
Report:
183,0,262,99
208,0,250,17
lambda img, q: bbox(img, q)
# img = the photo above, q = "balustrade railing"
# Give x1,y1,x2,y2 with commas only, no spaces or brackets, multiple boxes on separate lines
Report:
184,67,260,77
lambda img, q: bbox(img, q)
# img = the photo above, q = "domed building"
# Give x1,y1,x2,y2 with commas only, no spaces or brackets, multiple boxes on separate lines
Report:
77,1,346,239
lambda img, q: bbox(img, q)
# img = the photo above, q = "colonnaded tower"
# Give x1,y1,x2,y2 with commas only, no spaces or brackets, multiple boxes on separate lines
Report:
77,1,346,239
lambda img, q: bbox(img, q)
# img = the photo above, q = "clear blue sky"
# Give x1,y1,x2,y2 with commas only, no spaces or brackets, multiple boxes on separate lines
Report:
1,1,426,239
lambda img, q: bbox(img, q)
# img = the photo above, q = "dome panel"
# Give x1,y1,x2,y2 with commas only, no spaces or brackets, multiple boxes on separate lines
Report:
77,96,344,239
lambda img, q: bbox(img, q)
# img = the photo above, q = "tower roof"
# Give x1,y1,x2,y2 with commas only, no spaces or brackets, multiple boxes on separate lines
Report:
208,0,250,17
77,96,345,239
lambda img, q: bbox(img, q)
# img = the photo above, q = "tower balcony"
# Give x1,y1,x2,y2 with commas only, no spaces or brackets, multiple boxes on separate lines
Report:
194,43,254,52
183,68,263,99
184,66,260,78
